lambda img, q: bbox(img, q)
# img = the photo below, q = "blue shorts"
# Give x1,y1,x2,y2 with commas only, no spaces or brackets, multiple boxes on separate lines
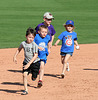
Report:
40,59,47,64
60,52,73,56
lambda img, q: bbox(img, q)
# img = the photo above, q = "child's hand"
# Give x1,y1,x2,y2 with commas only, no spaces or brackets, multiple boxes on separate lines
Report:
38,47,45,51
50,42,52,48
24,63,30,69
13,57,17,64
54,39,60,46
76,45,80,50
54,43,57,46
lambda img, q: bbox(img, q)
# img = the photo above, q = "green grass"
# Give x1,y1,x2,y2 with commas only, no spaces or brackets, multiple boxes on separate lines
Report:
0,0,98,48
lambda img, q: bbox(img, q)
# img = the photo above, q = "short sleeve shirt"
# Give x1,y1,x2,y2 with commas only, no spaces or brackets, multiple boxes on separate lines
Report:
34,34,50,60
58,31,77,53
35,22,56,41
19,41,40,64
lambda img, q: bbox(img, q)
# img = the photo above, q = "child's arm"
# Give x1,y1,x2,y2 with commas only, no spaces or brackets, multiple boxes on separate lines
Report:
48,42,51,53
54,39,61,46
74,40,80,50
24,53,38,69
50,35,54,48
13,47,22,64
38,46,45,51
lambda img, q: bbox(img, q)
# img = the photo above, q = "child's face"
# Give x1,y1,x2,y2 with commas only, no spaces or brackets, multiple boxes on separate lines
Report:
44,18,52,26
26,34,35,43
39,28,48,38
65,25,74,33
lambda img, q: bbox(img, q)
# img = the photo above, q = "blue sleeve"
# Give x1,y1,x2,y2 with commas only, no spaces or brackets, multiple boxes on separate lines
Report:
58,32,64,40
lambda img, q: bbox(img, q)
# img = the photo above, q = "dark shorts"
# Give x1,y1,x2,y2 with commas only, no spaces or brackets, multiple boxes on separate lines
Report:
23,61,40,78
60,52,73,56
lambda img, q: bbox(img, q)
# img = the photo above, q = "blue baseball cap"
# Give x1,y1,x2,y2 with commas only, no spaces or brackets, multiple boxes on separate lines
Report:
63,20,74,26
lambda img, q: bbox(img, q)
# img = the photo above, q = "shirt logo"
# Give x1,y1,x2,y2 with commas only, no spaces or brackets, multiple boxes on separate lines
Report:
26,47,30,52
39,42,47,51
65,35,72,46
70,21,72,23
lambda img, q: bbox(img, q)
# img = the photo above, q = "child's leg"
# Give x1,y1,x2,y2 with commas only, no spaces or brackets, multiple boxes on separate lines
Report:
31,61,40,81
37,61,45,87
61,56,65,64
39,61,45,81
23,72,28,92
61,54,71,74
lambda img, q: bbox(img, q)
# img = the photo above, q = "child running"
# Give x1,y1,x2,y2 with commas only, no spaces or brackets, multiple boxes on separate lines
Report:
13,28,40,95
54,20,79,78
34,25,50,87
35,12,56,48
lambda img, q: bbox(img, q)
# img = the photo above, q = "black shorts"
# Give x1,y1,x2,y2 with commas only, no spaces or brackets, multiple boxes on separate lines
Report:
23,61,40,78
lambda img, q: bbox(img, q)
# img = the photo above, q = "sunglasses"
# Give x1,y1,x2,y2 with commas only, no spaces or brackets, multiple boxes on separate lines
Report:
67,25,73,27
45,18,52,21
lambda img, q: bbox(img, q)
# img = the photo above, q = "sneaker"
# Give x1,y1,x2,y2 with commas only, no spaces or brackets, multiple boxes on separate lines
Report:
66,63,70,71
21,90,28,95
37,80,43,88
61,73,65,78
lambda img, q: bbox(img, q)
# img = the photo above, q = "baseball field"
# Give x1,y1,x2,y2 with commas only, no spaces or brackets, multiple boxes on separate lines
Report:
0,0,98,100
0,44,98,100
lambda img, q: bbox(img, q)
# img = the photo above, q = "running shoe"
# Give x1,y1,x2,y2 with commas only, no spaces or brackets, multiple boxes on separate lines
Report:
37,80,43,88
61,73,65,78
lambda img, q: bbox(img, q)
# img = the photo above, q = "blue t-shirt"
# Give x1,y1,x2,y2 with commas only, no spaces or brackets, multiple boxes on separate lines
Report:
34,34,50,60
35,22,56,41
58,31,77,53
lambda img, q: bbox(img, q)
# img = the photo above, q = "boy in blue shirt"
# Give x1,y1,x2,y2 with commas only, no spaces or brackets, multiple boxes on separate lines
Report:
54,20,79,78
35,12,56,48
34,25,50,87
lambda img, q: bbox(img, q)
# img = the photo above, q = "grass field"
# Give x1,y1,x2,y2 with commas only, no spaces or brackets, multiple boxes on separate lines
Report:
0,0,98,48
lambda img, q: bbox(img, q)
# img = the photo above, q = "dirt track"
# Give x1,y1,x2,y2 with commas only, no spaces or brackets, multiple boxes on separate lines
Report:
0,44,98,100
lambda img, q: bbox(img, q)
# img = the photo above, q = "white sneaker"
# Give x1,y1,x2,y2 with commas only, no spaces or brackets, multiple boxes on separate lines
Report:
66,63,70,71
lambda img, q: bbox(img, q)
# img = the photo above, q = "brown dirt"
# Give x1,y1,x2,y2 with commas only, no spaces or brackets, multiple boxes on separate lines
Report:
0,44,98,100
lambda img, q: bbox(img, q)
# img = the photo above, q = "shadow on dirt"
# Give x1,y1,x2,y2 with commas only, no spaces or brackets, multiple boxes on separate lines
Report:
7,70,22,73
44,73,61,79
7,70,62,79
1,82,24,86
1,82,37,88
83,68,98,71
0,82,37,94
0,89,23,94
